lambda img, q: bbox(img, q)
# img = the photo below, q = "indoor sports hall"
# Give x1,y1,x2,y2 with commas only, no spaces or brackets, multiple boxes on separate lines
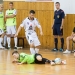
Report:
0,0,75,75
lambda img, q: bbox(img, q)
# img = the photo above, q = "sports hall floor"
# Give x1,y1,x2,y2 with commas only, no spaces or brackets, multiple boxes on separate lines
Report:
0,49,75,75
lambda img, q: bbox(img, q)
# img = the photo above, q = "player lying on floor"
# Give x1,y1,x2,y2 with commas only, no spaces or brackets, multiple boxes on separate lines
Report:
12,51,66,65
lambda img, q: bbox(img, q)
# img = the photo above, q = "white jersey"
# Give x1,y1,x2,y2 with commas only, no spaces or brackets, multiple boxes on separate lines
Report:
20,17,41,32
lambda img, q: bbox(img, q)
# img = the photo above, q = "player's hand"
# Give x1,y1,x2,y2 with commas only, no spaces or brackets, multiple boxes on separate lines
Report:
60,26,63,30
52,25,54,29
12,61,17,63
14,33,18,37
17,63,22,65
40,31,43,36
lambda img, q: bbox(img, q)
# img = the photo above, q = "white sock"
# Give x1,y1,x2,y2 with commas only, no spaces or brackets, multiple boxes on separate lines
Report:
35,48,39,53
7,37,11,47
14,37,17,47
3,35,7,46
0,38,3,46
30,48,35,54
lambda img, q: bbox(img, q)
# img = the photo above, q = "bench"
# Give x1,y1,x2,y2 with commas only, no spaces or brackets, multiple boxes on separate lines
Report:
17,36,26,48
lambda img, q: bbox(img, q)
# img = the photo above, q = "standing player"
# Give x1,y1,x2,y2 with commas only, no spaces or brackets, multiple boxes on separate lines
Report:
0,4,5,48
63,27,75,54
15,10,43,54
52,2,65,52
5,2,17,49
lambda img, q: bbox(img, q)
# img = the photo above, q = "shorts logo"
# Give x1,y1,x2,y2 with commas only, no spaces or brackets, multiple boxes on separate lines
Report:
27,22,29,25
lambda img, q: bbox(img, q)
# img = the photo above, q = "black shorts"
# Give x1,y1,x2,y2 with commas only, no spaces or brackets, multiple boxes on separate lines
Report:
34,53,51,64
53,24,63,36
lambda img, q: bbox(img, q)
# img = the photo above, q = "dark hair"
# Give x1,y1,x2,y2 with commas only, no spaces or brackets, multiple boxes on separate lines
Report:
55,2,60,5
12,51,19,55
29,10,35,14
9,2,13,5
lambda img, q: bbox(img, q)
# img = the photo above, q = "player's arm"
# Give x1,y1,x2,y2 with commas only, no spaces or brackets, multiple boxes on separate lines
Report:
36,19,43,35
12,58,19,63
38,25,43,35
71,27,75,36
5,10,17,18
52,11,55,28
61,19,64,27
60,11,65,29
17,56,27,65
5,14,16,18
52,19,55,29
15,26,22,37
15,20,25,37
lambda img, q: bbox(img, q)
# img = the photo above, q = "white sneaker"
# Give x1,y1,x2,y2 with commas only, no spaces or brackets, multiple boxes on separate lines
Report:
63,50,71,54
0,45,5,49
62,60,66,65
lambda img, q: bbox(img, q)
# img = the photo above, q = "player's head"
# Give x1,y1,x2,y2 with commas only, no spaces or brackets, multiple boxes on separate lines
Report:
29,10,35,20
55,2,60,10
9,2,13,9
73,37,75,43
12,51,19,59
0,4,3,11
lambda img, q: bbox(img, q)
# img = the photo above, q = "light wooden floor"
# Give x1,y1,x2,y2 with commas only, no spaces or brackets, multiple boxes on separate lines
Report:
0,49,75,75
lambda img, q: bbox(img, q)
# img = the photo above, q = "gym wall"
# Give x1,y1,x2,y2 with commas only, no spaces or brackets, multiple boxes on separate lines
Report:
3,1,74,50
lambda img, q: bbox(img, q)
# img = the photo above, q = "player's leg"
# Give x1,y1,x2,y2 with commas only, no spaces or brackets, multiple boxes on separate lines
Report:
72,37,75,56
52,27,58,51
58,29,64,51
3,34,7,47
35,46,40,54
26,32,35,54
63,36,73,54
11,26,17,49
33,33,41,53
30,43,35,54
6,26,11,49
0,29,5,48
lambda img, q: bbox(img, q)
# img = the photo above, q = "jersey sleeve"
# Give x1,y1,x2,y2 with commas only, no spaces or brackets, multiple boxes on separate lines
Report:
20,20,25,27
35,19,41,28
61,10,65,19
13,9,17,15
21,56,28,63
73,27,75,33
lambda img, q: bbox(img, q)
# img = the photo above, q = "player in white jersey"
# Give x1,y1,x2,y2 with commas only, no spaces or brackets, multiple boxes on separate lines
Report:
15,10,43,54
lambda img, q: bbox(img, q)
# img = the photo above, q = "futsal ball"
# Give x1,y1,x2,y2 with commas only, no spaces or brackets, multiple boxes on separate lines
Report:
54,58,62,65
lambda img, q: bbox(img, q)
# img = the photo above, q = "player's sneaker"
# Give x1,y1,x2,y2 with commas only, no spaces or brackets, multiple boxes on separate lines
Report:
52,48,58,51
0,45,5,49
59,48,63,52
51,61,55,66
61,60,66,65
14,47,17,50
63,50,71,54
7,47,11,50
74,50,75,57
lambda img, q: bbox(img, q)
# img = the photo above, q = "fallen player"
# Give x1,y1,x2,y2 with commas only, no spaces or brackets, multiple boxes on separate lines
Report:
12,51,66,66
